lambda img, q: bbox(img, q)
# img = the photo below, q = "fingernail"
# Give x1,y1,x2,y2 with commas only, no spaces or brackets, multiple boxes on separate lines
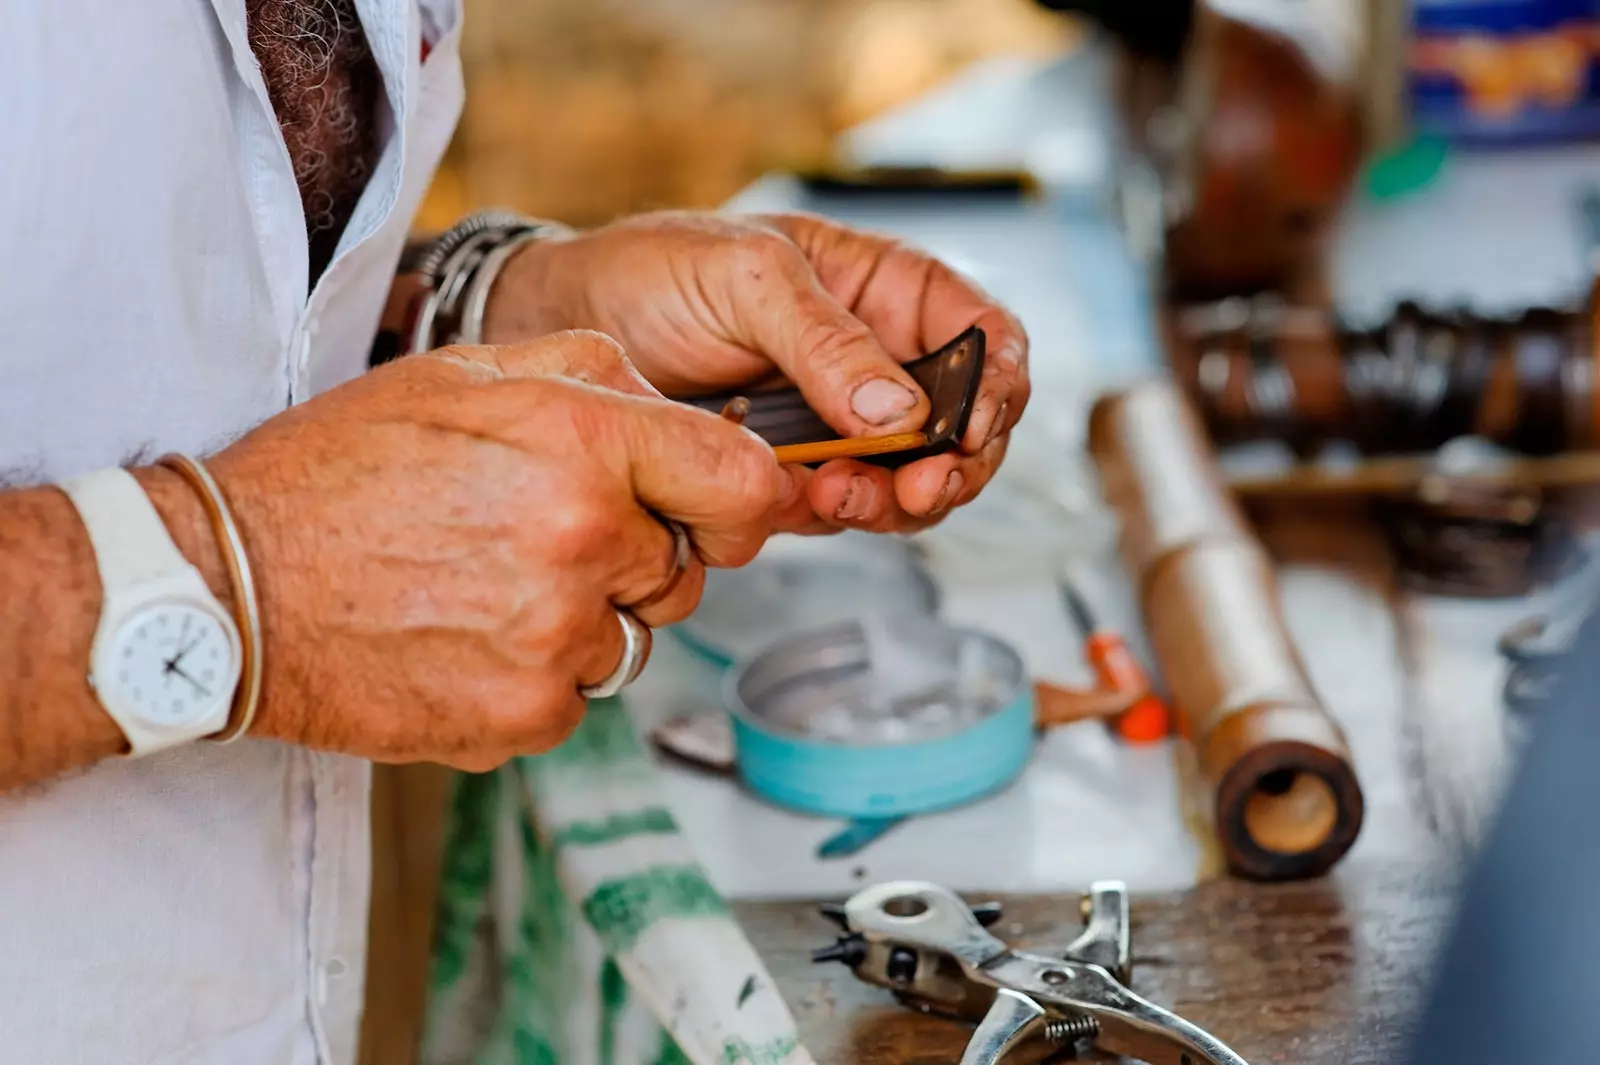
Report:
835,476,877,521
986,402,1009,445
934,471,964,513
994,341,1023,367
850,378,916,426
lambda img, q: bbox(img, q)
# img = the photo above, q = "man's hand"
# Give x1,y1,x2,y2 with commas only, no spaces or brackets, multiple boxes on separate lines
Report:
481,212,1030,535
204,330,788,771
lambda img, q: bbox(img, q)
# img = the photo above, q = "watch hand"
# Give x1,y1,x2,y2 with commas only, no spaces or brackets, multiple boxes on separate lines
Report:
169,662,212,699
169,637,202,665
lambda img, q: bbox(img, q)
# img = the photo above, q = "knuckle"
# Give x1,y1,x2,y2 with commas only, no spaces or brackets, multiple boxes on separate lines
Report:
432,342,478,363
795,314,878,377
413,343,502,383
538,492,617,565
729,230,801,281
713,531,769,570
503,599,580,660
483,679,585,754
560,328,628,365
723,435,786,515
649,565,707,626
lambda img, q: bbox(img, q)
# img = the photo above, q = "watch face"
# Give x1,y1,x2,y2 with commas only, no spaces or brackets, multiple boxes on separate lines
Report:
101,603,240,731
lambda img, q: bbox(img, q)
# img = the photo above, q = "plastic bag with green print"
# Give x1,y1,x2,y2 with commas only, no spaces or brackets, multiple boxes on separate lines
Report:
421,696,816,1065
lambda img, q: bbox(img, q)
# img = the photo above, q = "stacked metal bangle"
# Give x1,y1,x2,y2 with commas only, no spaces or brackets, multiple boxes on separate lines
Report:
404,210,571,353
156,453,264,744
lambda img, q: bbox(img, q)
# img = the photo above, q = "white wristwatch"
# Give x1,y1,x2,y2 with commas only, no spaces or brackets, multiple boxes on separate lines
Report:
59,468,243,756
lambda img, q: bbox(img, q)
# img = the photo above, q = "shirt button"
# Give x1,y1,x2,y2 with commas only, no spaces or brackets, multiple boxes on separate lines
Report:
316,957,347,1006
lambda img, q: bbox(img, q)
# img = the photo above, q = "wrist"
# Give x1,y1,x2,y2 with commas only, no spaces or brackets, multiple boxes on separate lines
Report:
373,268,432,366
5,486,131,769
136,462,291,745
479,230,587,346
130,467,235,614
4,469,235,774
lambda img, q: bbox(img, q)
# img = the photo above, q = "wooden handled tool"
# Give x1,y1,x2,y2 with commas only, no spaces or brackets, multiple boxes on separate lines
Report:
694,327,986,468
771,432,929,465
1059,582,1170,743
720,395,928,464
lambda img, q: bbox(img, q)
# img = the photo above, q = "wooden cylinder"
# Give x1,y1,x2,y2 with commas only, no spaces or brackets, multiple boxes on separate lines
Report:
1088,380,1364,880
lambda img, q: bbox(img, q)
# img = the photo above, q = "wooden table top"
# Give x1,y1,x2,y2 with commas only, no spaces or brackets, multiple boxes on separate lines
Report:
729,512,1517,1065
734,855,1454,1065
364,515,1513,1065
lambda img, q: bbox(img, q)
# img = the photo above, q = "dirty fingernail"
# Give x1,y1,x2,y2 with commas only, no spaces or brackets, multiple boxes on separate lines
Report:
836,476,877,521
934,471,964,513
850,378,916,425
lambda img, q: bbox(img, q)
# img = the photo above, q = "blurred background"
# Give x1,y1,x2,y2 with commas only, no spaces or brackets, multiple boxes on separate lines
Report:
372,5,1600,1065
417,0,1077,229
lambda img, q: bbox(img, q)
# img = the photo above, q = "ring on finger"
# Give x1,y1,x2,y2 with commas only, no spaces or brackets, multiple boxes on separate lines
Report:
630,518,693,611
579,609,654,699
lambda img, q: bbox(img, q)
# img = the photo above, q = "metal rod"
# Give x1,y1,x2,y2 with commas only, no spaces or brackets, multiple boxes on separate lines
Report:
1227,450,1600,500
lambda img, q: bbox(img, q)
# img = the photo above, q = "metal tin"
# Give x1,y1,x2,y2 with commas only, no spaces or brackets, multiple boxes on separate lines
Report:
725,620,1035,819
673,535,941,667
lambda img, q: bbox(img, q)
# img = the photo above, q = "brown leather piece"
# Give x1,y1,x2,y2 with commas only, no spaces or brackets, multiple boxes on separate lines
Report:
1089,380,1363,880
682,327,986,468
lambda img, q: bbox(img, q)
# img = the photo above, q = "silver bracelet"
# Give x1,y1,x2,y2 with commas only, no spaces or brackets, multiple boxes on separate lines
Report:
406,210,571,353
457,229,552,345
156,454,264,745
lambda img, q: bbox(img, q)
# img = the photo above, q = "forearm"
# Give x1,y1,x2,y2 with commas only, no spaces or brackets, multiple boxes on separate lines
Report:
0,469,229,792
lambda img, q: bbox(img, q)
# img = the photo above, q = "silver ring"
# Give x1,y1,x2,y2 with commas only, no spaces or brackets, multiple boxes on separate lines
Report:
579,610,654,699
632,519,693,611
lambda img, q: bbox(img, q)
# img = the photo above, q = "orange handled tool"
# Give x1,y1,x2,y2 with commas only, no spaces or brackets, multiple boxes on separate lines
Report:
1060,582,1170,744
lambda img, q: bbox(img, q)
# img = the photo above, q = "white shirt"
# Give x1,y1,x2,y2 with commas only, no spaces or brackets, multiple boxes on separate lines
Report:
0,2,463,1062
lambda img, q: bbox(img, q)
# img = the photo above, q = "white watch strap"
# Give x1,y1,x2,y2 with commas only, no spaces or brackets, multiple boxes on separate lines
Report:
59,467,239,758
58,468,193,591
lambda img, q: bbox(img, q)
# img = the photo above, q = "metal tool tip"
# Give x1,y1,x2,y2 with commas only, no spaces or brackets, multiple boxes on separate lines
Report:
812,935,868,967
818,903,850,930
1059,581,1097,636
970,901,1004,927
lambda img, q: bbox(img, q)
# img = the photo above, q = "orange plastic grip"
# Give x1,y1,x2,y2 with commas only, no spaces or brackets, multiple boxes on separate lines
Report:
1085,633,1170,744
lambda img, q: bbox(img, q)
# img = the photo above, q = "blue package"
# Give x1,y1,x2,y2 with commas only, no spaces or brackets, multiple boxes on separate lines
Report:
1409,0,1600,144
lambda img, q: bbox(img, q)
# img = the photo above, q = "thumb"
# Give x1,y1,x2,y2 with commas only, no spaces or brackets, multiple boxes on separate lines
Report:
731,252,930,438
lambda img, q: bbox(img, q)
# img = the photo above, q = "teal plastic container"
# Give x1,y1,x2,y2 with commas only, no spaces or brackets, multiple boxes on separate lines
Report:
725,621,1036,818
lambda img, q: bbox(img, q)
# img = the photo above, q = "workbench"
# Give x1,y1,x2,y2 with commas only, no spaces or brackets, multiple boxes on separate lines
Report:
363,37,1598,1065
732,857,1453,1065
631,36,1599,1062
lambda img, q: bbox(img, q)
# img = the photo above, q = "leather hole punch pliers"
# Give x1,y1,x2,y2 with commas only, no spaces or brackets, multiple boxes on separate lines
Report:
812,880,1252,1065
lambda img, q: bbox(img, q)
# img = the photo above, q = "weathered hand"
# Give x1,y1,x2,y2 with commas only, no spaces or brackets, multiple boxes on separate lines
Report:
482,211,1030,534
206,331,788,771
